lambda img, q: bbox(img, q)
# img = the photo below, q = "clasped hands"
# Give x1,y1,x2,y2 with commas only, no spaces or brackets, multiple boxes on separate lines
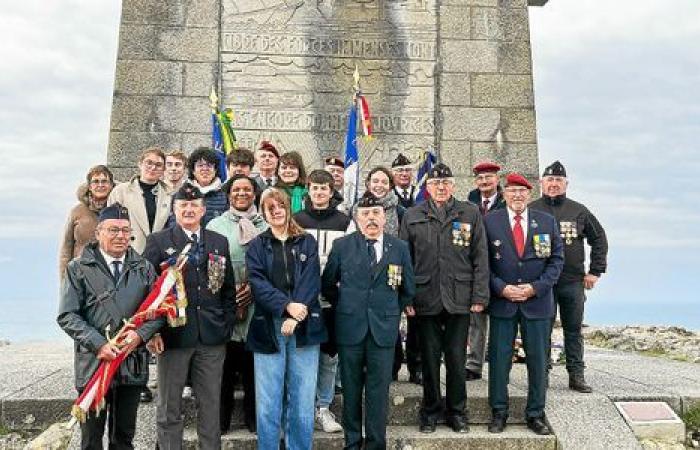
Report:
282,302,308,336
502,284,535,302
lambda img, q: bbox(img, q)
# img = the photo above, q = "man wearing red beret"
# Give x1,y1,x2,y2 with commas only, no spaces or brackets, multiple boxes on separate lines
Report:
483,173,563,436
465,161,506,381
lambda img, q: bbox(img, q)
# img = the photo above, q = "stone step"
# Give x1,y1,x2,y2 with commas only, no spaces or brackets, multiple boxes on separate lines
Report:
184,425,557,450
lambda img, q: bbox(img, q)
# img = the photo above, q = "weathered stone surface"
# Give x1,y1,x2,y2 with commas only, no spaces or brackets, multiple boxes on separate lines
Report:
442,40,499,73
499,41,533,74
156,27,218,62
108,132,183,172
121,0,185,26
185,0,219,27
440,140,472,176
117,25,157,60
617,402,686,444
440,74,470,106
155,96,211,133
183,63,217,97
501,108,537,143
181,133,213,153
441,6,471,40
110,96,155,132
471,7,530,41
471,142,538,176
442,107,501,141
471,74,534,108
114,61,183,96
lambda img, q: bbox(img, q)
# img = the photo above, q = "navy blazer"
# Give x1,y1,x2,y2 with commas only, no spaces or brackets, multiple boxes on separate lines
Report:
484,208,564,320
322,232,416,348
143,226,236,348
245,232,327,353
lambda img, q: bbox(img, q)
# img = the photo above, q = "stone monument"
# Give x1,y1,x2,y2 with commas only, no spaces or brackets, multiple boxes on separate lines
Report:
108,0,547,194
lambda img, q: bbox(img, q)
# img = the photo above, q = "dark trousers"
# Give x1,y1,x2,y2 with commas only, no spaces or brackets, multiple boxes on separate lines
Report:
220,341,255,431
392,316,421,378
79,385,141,450
338,335,394,450
418,311,469,421
550,281,586,374
488,312,549,419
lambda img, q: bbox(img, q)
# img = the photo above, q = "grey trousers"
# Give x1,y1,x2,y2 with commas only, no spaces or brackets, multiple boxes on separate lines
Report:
156,344,226,450
466,311,488,374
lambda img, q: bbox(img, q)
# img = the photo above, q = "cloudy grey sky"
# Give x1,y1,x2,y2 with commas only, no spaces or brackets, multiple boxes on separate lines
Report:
0,1,698,340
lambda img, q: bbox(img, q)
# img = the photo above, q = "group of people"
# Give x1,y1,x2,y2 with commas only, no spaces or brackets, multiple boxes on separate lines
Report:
58,141,608,450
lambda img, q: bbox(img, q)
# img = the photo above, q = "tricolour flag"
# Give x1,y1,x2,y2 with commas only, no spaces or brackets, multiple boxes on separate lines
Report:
343,103,360,209
211,108,237,182
415,150,437,203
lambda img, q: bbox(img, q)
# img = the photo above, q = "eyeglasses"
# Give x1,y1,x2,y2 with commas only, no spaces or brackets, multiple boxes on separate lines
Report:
426,179,454,186
103,226,132,237
475,174,497,182
143,160,164,169
90,179,111,185
504,188,529,196
195,161,216,169
393,168,412,174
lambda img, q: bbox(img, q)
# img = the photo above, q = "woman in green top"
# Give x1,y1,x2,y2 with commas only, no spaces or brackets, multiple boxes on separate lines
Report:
207,174,268,433
275,151,308,214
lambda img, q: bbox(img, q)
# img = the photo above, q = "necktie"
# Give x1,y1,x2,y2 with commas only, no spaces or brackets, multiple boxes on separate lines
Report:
481,199,490,215
513,215,525,258
112,260,122,283
190,233,203,263
367,239,377,267
403,189,409,200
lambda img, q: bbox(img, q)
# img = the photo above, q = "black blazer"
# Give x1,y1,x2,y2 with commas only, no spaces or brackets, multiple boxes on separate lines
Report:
143,226,236,348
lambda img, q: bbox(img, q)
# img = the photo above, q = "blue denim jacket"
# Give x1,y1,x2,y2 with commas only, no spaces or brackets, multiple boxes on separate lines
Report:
245,231,327,353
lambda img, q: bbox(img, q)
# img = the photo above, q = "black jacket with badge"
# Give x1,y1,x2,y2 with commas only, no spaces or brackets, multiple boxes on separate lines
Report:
399,198,490,315
58,243,159,389
529,194,608,284
468,187,506,213
143,226,236,349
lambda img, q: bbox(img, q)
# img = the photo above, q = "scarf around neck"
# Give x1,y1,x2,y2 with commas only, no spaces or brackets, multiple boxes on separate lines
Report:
228,205,266,245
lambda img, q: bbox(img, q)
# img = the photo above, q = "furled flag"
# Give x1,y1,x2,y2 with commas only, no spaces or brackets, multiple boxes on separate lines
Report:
210,87,237,182
343,101,360,209
415,149,437,203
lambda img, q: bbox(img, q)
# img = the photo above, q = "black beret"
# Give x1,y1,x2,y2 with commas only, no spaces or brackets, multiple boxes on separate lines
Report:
427,163,453,180
324,157,345,168
357,191,382,209
543,160,567,177
98,202,130,222
174,184,204,201
391,153,412,168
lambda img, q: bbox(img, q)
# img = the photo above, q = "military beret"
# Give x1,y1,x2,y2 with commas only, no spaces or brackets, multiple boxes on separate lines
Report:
543,160,566,177
98,202,130,222
324,156,345,168
505,173,533,190
174,184,204,201
472,161,501,175
357,191,383,209
427,163,453,180
258,141,280,158
391,153,412,168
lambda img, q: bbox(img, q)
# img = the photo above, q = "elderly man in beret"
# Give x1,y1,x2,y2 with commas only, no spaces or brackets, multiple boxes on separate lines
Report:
143,184,236,450
58,203,160,449
530,161,608,393
322,191,415,450
465,161,506,381
400,163,489,434
484,173,564,435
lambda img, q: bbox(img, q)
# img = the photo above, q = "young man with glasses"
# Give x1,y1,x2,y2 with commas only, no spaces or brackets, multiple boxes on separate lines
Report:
108,147,173,255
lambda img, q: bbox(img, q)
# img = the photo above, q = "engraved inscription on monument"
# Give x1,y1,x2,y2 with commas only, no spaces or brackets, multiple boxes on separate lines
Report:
220,0,438,167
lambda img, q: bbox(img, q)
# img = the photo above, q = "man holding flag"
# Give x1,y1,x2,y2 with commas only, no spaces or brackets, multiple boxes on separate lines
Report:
58,203,159,449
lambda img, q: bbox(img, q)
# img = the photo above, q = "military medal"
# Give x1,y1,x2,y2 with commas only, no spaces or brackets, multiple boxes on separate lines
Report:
533,234,551,258
387,264,402,290
493,240,501,247
207,253,226,294
452,222,471,247
531,220,538,229
560,221,577,245
165,247,176,256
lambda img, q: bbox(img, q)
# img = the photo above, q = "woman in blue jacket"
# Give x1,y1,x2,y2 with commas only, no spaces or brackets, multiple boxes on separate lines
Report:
246,188,327,450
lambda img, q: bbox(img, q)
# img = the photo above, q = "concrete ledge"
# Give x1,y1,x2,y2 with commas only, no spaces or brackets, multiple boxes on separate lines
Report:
616,402,685,444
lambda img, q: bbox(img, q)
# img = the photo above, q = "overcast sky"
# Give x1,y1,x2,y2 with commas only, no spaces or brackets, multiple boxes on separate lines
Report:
0,1,698,339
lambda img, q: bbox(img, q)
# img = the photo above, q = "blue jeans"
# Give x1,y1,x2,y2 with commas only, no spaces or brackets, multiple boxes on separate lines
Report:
316,352,338,408
254,319,319,450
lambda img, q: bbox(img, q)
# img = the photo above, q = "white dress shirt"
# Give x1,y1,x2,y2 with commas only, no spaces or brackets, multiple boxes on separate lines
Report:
507,208,529,241
481,192,498,210
100,249,125,278
367,233,384,263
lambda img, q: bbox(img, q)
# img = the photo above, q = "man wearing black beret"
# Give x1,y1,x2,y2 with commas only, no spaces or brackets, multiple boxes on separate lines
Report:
530,161,608,393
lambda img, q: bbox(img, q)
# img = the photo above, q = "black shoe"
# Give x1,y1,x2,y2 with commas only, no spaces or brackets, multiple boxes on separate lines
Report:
446,415,469,433
569,373,592,393
488,414,507,433
526,416,552,435
465,369,482,381
419,419,436,433
245,418,256,434
409,371,423,385
140,389,154,403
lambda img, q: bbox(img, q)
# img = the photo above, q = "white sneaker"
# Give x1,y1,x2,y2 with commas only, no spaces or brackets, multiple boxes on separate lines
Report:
316,407,343,433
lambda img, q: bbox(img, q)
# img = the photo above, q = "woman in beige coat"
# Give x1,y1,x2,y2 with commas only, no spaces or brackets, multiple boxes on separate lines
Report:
59,165,114,278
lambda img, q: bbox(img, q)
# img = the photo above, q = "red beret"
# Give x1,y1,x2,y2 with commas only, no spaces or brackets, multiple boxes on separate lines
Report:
472,161,501,175
258,141,279,158
505,173,532,190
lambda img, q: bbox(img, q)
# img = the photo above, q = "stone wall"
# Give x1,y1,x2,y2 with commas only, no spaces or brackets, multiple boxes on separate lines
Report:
107,0,546,191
